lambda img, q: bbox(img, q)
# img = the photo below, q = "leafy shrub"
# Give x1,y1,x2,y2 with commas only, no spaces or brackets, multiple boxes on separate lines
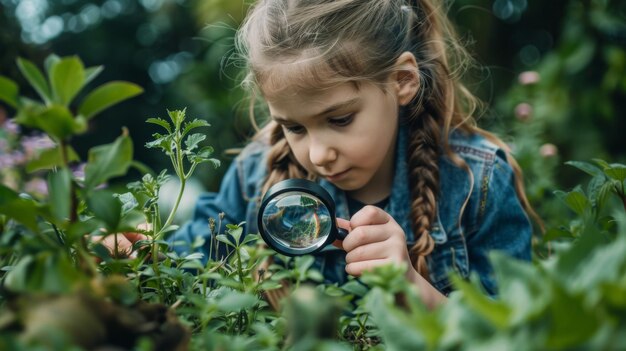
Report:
1,54,626,351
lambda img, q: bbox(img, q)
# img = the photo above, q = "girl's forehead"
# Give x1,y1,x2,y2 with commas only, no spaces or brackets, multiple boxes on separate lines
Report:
259,67,339,97
255,51,362,96
264,82,360,115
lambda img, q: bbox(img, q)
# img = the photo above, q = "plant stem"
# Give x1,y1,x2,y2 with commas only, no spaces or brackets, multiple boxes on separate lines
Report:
151,205,164,303
77,243,99,277
59,141,77,223
157,178,186,239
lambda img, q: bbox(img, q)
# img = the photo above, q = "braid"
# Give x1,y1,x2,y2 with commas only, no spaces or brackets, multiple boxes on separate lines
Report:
261,122,310,195
400,0,446,279
407,108,441,279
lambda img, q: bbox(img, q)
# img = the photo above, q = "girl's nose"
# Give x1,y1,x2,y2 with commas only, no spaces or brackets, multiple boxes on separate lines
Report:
309,136,337,167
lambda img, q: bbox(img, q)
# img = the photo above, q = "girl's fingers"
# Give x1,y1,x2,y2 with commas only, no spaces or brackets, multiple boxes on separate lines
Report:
124,232,149,243
333,218,351,250
350,205,390,227
345,258,393,277
341,223,391,252
345,241,389,264
336,217,351,232
99,233,135,258
331,239,344,250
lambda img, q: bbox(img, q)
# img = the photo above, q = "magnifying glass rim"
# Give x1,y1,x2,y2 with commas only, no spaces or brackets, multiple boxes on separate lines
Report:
258,179,339,256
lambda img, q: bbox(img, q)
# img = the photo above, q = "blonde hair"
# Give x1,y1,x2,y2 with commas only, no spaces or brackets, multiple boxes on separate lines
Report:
235,0,541,279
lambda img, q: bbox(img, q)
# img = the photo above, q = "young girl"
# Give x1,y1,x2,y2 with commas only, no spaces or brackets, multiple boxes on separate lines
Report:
111,0,535,308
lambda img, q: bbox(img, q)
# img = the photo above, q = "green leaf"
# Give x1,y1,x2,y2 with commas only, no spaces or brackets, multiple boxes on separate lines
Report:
13,98,45,128
4,252,82,294
217,290,259,312
145,133,172,152
543,227,575,242
184,133,206,152
227,224,243,244
341,279,369,297
238,246,250,261
587,174,609,210
216,234,235,248
545,283,599,349
117,209,146,233
32,105,79,140
78,81,143,119
113,192,138,215
84,132,133,190
452,274,511,326
490,253,549,324
182,119,210,137
604,164,626,183
44,54,60,75
83,65,104,86
49,56,85,105
565,161,603,177
188,146,220,168
26,145,80,173
47,168,72,223
241,233,260,246
146,117,172,133
555,228,605,280
87,189,122,232
17,57,51,103
167,108,186,129
0,75,19,108
592,158,610,169
0,184,43,232
554,187,589,216
364,288,427,349
66,218,102,243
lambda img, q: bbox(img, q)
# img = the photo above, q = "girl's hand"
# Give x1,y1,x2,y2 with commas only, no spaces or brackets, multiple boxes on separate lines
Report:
336,205,418,281
91,223,150,259
336,206,447,308
95,232,148,259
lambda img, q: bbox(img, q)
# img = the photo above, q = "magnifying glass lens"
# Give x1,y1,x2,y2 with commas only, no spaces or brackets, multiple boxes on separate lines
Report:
261,191,333,250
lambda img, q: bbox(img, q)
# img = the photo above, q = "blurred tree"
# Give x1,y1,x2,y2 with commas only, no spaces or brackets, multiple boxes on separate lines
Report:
0,0,249,192
0,0,624,195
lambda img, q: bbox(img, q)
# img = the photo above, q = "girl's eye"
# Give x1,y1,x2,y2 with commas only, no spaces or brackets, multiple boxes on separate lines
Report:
285,125,305,134
330,114,354,127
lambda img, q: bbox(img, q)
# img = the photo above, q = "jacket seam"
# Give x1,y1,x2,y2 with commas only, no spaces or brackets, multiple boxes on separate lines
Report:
235,157,250,202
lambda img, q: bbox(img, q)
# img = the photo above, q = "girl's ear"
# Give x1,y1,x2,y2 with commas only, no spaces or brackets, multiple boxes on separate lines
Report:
392,51,420,106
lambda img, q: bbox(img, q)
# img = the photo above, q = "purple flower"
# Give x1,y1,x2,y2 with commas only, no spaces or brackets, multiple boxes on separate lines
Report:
11,151,26,165
540,143,558,158
515,103,533,122
72,163,86,181
0,153,14,168
518,71,540,85
21,135,56,158
0,151,25,168
25,178,48,197
2,119,20,135
0,139,8,152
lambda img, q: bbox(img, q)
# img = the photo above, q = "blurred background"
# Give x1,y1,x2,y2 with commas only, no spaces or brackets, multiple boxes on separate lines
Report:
0,0,625,225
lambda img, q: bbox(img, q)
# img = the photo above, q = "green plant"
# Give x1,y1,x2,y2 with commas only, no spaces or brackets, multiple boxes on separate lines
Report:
2,47,626,350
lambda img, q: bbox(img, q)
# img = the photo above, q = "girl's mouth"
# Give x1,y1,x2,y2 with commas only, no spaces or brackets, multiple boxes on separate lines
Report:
325,168,351,182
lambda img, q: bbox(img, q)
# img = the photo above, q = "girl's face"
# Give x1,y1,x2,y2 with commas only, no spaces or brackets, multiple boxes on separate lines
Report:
265,82,400,203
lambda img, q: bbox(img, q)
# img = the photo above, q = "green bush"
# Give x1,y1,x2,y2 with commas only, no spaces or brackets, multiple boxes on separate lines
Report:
1,48,626,351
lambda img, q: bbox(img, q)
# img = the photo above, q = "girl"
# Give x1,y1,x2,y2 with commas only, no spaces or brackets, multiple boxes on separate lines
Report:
113,0,536,308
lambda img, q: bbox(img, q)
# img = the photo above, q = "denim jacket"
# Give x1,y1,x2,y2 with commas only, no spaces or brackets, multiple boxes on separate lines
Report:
171,128,532,296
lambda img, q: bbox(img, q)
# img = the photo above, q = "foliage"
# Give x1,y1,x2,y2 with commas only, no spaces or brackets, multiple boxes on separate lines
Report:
0,0,625,348
2,54,626,350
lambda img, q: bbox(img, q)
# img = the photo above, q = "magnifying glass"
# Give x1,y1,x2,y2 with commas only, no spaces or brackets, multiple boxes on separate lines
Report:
258,179,348,256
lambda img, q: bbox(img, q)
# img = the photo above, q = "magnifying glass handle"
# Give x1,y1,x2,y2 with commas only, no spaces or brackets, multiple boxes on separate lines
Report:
337,228,349,240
